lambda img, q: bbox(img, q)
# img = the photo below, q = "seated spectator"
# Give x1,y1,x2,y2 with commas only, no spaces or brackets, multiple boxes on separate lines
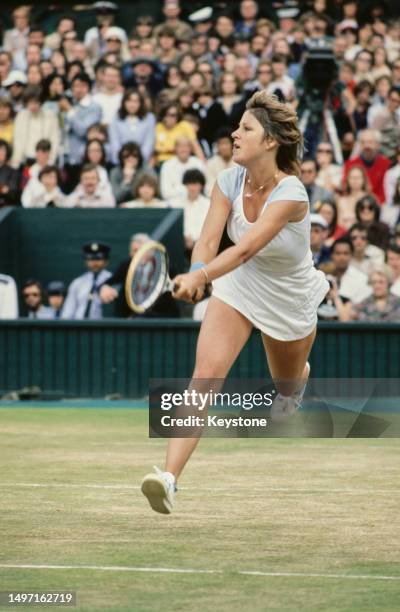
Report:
300,159,334,210
3,6,31,72
108,88,156,164
110,142,150,205
154,102,204,166
369,86,400,162
316,200,347,247
84,2,127,63
121,173,166,208
62,73,102,190
386,243,400,297
65,164,115,208
100,232,179,318
0,139,20,207
310,214,331,268
0,273,18,319
121,56,165,97
93,63,123,126
21,165,66,208
2,69,27,113
348,223,385,275
333,264,400,322
22,279,54,319
46,281,67,318
62,242,112,320
44,14,77,51
337,165,369,230
266,53,296,102
11,86,59,168
170,169,210,255
0,97,14,144
41,73,68,115
315,142,343,193
381,176,400,230
213,71,247,133
205,129,235,196
383,146,400,206
82,139,110,186
355,195,390,250
160,137,205,201
21,138,52,187
319,238,372,304
343,129,391,203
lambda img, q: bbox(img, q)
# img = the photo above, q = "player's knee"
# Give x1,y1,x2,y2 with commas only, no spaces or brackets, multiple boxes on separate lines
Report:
192,361,226,379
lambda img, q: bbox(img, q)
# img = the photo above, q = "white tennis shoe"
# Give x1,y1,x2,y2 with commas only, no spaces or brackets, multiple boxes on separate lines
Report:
270,362,310,423
141,466,176,514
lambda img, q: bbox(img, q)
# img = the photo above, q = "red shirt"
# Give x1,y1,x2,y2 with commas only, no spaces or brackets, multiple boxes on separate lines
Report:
343,154,392,204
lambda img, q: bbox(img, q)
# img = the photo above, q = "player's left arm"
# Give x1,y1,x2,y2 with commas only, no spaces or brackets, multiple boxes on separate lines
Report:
173,199,307,299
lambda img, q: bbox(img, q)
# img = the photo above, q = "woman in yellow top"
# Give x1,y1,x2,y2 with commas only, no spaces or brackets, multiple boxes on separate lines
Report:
154,102,205,166
0,98,14,145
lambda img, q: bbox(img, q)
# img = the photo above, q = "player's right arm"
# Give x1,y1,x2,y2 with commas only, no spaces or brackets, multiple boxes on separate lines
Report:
190,182,231,265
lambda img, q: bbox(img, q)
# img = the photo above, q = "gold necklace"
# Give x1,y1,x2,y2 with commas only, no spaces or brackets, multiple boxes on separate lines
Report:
244,170,280,198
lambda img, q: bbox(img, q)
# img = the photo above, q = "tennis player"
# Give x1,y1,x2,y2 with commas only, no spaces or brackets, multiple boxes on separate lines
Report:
142,92,329,514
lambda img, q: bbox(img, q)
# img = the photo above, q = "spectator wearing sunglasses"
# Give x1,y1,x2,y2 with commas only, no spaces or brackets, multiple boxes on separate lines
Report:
22,280,54,319
355,195,390,250
369,86,400,162
315,142,343,193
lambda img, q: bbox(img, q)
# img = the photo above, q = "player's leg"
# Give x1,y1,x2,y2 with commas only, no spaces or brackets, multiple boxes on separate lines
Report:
261,327,316,420
165,296,253,479
142,297,253,514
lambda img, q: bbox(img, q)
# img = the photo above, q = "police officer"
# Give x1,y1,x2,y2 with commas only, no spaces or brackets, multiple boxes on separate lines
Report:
61,242,112,319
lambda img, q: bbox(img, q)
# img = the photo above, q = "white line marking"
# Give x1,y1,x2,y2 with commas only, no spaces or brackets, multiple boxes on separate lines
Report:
0,483,398,494
0,564,399,581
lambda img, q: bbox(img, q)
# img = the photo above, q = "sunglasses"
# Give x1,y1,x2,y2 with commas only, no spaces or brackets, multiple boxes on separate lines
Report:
360,205,373,210
24,292,40,298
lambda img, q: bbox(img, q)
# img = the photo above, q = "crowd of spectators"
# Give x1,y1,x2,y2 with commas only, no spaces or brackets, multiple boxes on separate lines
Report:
0,0,400,322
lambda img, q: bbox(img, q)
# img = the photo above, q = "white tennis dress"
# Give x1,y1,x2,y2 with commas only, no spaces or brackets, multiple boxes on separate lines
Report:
212,165,330,341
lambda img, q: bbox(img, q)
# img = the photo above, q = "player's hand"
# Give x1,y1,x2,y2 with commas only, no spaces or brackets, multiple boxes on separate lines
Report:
100,284,118,303
172,272,205,304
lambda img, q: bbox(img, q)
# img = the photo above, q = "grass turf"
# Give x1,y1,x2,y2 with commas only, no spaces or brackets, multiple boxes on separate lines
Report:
0,407,399,611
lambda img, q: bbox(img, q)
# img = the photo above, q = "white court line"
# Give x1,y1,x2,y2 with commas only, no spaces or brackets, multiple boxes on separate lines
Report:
0,564,399,581
0,483,399,494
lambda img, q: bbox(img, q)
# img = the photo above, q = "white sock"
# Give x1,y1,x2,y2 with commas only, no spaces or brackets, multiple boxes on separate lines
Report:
163,471,176,485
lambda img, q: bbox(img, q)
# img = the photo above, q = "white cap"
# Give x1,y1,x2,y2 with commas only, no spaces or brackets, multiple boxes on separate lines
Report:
104,26,124,41
310,213,328,228
337,19,358,31
2,70,28,87
189,7,213,23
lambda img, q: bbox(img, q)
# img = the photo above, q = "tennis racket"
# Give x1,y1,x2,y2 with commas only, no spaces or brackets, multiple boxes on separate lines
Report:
125,240,179,314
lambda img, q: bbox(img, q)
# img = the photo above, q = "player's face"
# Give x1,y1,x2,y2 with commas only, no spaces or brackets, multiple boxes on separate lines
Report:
232,111,269,164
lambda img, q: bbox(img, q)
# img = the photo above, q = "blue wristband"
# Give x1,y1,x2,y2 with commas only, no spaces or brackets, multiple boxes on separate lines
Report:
189,262,206,272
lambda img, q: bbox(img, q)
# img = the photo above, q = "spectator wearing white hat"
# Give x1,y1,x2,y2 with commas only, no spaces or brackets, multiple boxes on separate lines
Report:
310,214,331,269
84,2,127,63
2,70,27,113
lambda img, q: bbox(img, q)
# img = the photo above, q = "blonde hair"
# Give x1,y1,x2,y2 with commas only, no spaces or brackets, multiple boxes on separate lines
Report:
368,263,393,286
245,91,303,176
